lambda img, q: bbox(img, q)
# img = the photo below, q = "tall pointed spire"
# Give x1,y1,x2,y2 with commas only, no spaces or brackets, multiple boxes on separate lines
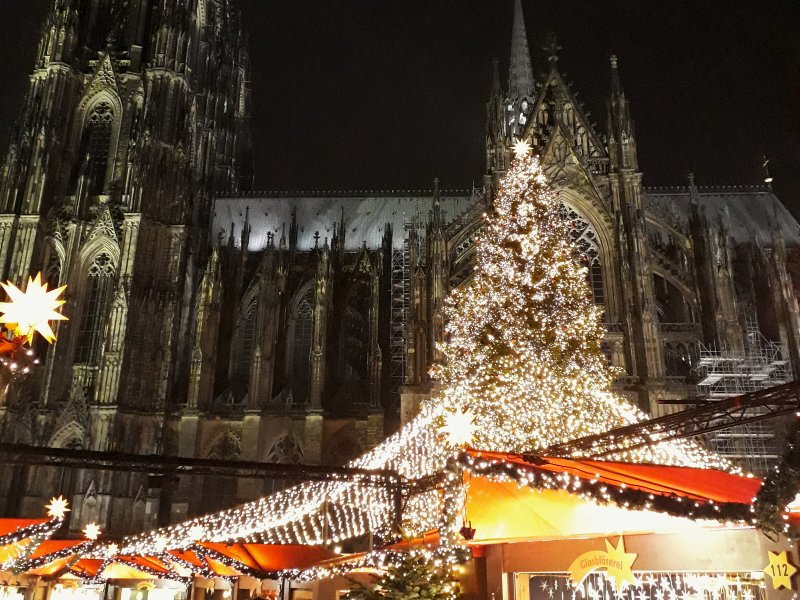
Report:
606,54,638,170
508,0,534,99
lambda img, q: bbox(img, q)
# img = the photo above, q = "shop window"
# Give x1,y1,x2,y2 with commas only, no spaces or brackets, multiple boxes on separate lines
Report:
516,571,766,600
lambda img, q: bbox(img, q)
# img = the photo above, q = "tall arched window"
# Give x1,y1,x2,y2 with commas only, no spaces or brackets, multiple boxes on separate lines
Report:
561,205,604,306
75,253,115,365
84,101,114,194
287,288,314,402
235,302,256,379
340,279,371,383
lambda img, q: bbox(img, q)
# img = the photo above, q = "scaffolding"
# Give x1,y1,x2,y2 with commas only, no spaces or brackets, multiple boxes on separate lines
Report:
694,320,792,476
389,240,411,415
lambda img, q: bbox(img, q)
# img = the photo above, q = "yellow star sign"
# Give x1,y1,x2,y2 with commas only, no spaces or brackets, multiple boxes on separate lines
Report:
441,408,478,447
764,551,797,590
568,537,638,593
45,495,70,520
0,273,67,344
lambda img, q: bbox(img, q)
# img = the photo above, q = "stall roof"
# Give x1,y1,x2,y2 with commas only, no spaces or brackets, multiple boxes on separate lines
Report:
465,450,762,504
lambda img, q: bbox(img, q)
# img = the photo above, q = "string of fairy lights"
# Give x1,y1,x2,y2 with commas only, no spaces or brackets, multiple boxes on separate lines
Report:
117,144,738,561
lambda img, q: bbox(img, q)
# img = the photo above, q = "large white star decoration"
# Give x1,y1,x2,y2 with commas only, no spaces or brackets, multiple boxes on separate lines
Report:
82,522,101,541
0,273,67,344
441,408,478,447
45,496,70,520
513,139,532,158
188,525,205,541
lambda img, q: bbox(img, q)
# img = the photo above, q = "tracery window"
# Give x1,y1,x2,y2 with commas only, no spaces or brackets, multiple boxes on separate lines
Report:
664,342,695,377
84,101,114,194
340,280,370,382
450,206,604,304
235,302,256,379
288,288,314,402
561,206,604,306
75,253,115,365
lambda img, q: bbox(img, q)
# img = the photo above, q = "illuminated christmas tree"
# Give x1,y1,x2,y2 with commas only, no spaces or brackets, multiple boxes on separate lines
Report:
431,145,723,466
119,148,733,558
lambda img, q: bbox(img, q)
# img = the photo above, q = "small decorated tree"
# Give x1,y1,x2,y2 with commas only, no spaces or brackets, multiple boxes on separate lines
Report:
344,550,461,600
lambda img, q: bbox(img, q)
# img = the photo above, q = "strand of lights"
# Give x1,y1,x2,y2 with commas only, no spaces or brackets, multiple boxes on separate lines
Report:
158,551,220,580
191,545,263,580
0,519,62,549
114,557,191,587
119,152,740,557
280,547,470,584
459,452,756,524
10,541,92,573
0,496,68,571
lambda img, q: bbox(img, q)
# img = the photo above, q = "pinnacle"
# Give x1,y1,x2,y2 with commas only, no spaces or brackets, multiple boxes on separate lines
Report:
508,0,535,99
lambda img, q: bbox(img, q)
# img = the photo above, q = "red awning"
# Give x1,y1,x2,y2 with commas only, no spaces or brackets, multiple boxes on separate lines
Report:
0,518,47,537
198,542,336,573
465,450,762,504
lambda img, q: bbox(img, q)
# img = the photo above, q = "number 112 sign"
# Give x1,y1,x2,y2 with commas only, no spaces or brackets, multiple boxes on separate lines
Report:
763,551,797,590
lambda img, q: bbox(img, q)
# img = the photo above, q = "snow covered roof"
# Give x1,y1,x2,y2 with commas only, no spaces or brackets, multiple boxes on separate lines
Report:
215,186,799,253
214,190,481,251
644,187,800,245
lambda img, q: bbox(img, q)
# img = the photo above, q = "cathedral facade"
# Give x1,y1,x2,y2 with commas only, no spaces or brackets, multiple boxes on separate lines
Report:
1,0,799,533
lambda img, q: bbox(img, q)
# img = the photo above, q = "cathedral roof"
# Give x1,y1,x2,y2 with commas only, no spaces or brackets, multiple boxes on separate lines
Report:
217,187,799,253
215,190,481,251
644,187,800,245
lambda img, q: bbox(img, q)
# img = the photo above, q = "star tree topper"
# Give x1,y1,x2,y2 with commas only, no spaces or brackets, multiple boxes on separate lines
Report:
441,408,477,447
0,273,67,343
513,139,532,158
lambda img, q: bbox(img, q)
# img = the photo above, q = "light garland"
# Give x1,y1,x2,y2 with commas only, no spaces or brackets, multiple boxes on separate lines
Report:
119,153,741,560
459,452,756,524
10,541,92,574
0,497,69,572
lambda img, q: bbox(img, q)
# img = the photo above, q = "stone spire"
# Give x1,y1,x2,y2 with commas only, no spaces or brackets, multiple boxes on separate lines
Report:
508,0,534,99
606,55,637,171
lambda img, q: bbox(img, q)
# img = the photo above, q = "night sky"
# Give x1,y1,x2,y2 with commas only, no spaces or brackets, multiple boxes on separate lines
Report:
1,1,799,213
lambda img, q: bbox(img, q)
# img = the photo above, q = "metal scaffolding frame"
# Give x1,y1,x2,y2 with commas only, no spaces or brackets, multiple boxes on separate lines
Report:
694,321,791,475
389,239,411,409
543,378,800,460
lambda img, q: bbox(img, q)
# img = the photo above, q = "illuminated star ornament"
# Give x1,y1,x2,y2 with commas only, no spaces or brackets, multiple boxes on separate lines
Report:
0,273,67,344
513,139,531,158
441,408,477,447
83,522,101,541
764,551,797,590
45,496,70,520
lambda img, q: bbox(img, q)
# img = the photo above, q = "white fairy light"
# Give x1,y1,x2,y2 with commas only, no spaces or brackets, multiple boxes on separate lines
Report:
120,154,735,557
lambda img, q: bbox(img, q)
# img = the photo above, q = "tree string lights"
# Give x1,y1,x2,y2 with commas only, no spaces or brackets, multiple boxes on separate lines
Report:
120,152,739,559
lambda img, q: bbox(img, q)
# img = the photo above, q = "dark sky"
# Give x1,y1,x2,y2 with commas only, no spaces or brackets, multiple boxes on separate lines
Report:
1,1,799,212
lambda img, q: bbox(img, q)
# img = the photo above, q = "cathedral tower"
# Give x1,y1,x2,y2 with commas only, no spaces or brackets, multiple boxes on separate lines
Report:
0,0,251,462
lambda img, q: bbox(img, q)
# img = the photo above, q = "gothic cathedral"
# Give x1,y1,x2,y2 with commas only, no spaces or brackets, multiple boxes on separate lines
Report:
1,0,799,533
